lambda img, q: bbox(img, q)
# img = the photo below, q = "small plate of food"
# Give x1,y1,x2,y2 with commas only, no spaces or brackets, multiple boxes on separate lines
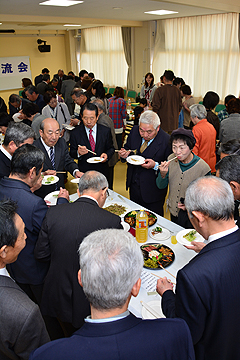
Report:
124,210,157,229
141,243,175,269
42,175,59,185
176,229,205,246
103,202,131,217
126,155,145,165
149,225,170,241
87,157,104,163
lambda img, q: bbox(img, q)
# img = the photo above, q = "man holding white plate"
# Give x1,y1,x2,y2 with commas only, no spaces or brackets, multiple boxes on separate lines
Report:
119,110,171,216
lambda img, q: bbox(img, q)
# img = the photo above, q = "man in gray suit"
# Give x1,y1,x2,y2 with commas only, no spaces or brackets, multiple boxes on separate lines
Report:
0,199,50,360
61,75,76,115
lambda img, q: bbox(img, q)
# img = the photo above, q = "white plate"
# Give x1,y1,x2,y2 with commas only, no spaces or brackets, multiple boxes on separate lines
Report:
63,124,75,131
44,191,59,206
71,178,80,184
127,155,145,165
103,201,131,217
87,157,104,164
149,226,171,241
141,300,165,319
42,175,59,185
176,228,205,246
69,193,79,203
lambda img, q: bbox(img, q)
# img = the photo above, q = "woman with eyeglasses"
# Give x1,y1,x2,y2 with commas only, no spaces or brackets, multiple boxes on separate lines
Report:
156,128,211,228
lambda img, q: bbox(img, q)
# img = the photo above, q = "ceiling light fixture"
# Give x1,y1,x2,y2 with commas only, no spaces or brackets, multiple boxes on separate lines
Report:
144,10,178,16
64,24,81,26
39,0,83,7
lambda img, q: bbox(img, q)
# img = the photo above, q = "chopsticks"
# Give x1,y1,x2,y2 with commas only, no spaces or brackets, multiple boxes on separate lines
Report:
151,268,176,284
78,145,97,156
167,156,178,163
56,171,66,174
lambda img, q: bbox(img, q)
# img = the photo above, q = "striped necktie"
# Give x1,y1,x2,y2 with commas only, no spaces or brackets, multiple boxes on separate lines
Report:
50,147,56,170
140,140,148,153
89,129,95,152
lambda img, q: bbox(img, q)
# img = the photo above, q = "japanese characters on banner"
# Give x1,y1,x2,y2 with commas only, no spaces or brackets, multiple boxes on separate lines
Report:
0,56,32,91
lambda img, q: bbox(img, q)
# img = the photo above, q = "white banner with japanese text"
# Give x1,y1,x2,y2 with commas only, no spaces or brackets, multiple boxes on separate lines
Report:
0,56,32,91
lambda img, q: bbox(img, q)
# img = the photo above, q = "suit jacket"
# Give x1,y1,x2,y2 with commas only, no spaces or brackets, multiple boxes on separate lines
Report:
36,81,50,96
34,94,46,113
124,126,171,204
61,79,76,105
34,74,43,86
29,313,195,360
34,197,123,327
34,137,79,198
9,98,30,117
0,149,11,179
69,123,114,179
162,228,240,360
97,112,118,167
0,274,50,360
0,178,51,285
53,74,67,93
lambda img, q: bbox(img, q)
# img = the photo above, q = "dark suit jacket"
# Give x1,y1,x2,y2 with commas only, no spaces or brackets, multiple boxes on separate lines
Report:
29,313,195,360
0,150,11,180
34,137,79,198
35,74,43,86
34,197,123,327
124,126,171,203
0,178,50,285
0,275,49,360
36,81,50,96
69,123,114,179
162,228,240,360
9,98,30,117
53,74,67,93
34,94,46,113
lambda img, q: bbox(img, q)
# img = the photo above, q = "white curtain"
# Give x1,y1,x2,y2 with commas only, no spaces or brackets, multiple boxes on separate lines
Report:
153,13,240,100
80,26,128,87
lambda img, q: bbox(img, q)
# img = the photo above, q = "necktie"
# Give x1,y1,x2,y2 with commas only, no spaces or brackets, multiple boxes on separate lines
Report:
50,147,56,170
140,140,148,153
89,129,95,152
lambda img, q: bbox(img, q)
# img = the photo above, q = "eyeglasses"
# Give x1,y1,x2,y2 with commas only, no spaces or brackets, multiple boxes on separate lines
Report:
102,187,109,197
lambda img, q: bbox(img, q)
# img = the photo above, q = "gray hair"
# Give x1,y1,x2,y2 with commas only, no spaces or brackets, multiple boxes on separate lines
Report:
3,122,35,147
185,176,234,220
216,155,240,184
79,229,143,310
71,88,86,98
91,98,105,112
139,110,160,129
78,171,108,194
190,104,207,119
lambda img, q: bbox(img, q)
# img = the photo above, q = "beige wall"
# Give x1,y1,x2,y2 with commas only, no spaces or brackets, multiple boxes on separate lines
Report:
0,31,70,106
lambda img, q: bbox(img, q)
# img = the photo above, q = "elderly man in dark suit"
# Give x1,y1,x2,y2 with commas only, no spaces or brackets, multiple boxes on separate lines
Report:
34,117,82,198
34,171,123,337
0,199,50,360
70,103,114,184
119,110,171,216
0,144,69,306
0,122,35,180
8,94,30,117
30,228,195,360
157,176,240,360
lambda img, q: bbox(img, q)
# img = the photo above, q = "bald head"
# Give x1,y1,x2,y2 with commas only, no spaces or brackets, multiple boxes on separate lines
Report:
39,118,60,147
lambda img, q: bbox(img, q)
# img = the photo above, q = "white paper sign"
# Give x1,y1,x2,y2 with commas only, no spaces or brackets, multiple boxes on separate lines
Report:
0,56,32,91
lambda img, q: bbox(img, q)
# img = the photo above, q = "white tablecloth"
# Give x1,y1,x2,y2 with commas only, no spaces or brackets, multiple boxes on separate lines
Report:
104,189,197,318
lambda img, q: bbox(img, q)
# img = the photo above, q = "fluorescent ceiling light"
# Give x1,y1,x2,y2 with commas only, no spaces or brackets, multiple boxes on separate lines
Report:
39,0,83,7
64,24,81,26
144,10,178,15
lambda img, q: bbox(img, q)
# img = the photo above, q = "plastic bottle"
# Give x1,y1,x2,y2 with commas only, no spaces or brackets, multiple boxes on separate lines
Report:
136,209,148,243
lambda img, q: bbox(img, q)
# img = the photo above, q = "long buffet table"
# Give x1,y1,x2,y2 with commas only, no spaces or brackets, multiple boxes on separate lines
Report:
104,189,197,318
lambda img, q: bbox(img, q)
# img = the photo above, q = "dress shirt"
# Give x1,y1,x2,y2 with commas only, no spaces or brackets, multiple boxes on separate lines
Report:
208,225,238,243
84,124,97,143
85,310,130,323
140,137,159,170
0,145,12,160
0,267,10,278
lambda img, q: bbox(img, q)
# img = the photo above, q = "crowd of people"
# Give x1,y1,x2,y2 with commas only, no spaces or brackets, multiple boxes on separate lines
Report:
0,66,240,360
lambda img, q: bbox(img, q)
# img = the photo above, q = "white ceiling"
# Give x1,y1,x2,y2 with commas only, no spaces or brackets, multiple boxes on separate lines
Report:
0,0,239,31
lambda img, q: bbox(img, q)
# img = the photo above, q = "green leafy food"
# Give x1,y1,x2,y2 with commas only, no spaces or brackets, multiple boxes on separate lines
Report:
183,230,197,242
47,176,55,182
